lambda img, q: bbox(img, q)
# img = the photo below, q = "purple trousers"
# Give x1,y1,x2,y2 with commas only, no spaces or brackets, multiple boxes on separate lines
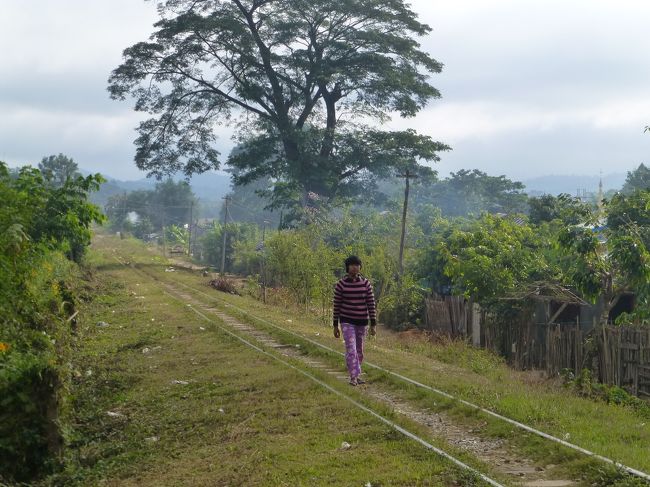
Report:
341,323,367,379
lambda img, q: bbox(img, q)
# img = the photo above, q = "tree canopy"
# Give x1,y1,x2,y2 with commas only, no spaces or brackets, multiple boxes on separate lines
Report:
621,163,650,194
109,0,449,214
104,179,196,237
528,193,593,225
558,190,650,323
37,153,80,188
408,169,527,218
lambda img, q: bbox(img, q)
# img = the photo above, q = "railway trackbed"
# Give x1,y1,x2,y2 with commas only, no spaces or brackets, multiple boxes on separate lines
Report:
112,253,650,486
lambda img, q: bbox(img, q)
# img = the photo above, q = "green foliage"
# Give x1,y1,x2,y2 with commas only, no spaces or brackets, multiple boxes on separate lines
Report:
437,214,551,308
621,163,650,194
199,221,260,275
0,350,61,482
165,224,189,247
559,190,650,322
0,161,101,482
104,179,195,234
562,368,650,419
379,274,427,330
109,0,448,211
2,165,105,263
528,193,593,225
413,215,471,295
0,248,78,483
411,169,528,217
38,153,80,188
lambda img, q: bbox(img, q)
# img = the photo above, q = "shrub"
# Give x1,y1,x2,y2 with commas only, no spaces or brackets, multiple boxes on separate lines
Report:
0,161,100,483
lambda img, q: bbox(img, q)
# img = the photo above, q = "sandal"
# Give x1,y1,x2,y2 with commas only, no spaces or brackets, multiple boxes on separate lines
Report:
349,378,358,386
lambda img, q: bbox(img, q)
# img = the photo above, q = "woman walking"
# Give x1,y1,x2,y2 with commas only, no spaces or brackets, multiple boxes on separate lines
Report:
333,256,377,386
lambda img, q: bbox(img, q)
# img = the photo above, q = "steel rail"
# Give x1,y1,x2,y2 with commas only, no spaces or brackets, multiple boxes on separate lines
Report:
159,271,650,482
113,256,504,486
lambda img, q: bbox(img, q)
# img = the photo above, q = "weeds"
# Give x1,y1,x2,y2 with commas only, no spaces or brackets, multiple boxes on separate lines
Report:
562,368,650,419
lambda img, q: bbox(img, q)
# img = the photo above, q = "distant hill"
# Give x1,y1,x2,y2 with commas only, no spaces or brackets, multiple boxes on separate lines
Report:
88,170,232,207
521,173,626,196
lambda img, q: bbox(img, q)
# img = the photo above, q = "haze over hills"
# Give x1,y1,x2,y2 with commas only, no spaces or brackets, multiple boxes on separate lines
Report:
87,170,232,207
87,167,629,208
521,172,626,196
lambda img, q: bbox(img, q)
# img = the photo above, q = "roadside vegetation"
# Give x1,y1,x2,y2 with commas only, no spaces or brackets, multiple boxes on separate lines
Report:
0,160,104,484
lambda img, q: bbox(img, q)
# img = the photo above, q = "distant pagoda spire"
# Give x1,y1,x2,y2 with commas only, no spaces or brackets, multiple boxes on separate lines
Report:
597,170,604,214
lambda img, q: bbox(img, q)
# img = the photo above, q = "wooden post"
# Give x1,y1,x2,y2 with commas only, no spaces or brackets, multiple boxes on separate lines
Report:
188,200,193,255
472,303,481,347
220,196,229,275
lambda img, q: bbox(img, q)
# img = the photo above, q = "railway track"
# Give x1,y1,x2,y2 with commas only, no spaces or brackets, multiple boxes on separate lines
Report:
112,252,650,486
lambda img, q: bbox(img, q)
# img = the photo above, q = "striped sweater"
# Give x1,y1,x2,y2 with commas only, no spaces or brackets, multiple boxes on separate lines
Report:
333,275,377,326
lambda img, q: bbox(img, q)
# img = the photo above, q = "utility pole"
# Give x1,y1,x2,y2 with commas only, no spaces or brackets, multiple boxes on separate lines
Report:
398,170,417,276
220,196,230,274
188,200,194,256
261,220,269,303
161,206,167,258
119,192,127,239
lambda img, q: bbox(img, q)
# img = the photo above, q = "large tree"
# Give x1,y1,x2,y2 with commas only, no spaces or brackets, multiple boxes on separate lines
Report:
108,0,448,214
558,190,650,324
408,169,528,218
105,179,196,232
37,153,80,188
528,193,592,225
621,163,650,194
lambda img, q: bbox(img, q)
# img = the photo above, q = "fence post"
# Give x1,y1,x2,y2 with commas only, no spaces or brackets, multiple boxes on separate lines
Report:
472,303,481,347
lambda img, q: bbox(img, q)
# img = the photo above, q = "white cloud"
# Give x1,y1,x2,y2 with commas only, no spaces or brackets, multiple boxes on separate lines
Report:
0,1,158,75
2,0,650,179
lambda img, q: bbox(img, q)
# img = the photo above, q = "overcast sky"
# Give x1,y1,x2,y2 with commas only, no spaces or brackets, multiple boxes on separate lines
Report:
1,0,649,181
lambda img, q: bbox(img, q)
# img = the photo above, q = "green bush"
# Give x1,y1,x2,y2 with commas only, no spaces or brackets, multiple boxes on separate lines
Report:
0,349,62,482
0,161,101,483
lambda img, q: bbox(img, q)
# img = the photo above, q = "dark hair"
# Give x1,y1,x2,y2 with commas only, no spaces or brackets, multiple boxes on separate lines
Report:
344,255,362,271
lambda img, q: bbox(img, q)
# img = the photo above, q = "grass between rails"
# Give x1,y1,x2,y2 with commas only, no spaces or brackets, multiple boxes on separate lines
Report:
119,240,650,485
39,236,492,487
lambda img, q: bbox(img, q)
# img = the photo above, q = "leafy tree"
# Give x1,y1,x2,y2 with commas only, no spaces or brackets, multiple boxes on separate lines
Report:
199,221,260,273
438,214,552,308
411,169,527,217
558,190,650,324
105,190,151,231
3,165,105,263
109,0,449,213
150,179,196,228
621,163,650,194
37,153,80,188
105,179,196,232
528,193,593,225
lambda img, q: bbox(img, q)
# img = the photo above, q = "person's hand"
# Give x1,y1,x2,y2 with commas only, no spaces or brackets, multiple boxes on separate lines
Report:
369,319,377,336
333,327,341,338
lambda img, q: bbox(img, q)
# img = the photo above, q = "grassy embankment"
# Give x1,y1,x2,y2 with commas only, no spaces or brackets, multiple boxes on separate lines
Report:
40,235,489,486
